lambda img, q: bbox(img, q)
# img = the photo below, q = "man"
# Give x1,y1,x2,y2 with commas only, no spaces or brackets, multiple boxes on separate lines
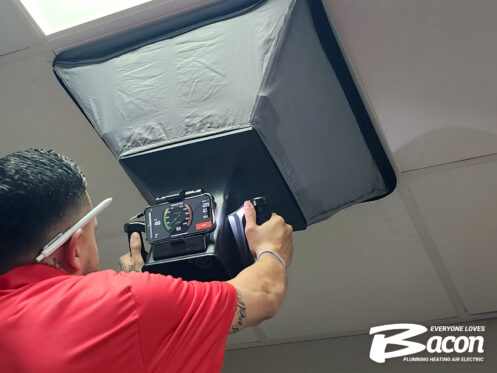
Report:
0,149,293,373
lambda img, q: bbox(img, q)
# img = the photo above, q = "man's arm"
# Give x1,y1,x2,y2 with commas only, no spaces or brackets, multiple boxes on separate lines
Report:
118,202,293,332
227,201,293,333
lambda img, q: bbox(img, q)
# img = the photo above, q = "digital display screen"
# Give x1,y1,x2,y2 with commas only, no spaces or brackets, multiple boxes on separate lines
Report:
145,194,215,243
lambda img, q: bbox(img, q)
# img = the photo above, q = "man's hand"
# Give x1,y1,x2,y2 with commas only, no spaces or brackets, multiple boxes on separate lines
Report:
244,201,293,268
119,232,144,272
227,202,294,334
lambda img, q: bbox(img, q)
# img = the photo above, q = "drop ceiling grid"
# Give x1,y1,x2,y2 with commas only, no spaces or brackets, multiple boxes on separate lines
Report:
229,159,497,347
401,155,497,315
256,189,457,341
322,0,497,318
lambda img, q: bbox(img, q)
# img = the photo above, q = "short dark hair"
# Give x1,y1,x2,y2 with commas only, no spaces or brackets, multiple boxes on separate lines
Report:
0,149,88,271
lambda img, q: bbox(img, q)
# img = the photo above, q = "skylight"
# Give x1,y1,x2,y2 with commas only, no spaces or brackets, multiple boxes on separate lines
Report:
19,0,153,36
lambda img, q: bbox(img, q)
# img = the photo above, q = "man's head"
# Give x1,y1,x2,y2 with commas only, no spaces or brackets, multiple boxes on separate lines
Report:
0,149,99,275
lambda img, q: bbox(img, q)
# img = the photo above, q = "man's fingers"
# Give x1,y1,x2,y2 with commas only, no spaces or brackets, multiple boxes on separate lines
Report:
244,201,256,229
129,232,142,256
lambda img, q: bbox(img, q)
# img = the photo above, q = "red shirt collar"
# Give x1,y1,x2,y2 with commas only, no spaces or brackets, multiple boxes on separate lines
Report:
0,264,67,290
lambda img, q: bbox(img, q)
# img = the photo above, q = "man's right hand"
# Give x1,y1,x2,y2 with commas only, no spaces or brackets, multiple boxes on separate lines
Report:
243,201,294,268
119,232,144,272
227,201,294,334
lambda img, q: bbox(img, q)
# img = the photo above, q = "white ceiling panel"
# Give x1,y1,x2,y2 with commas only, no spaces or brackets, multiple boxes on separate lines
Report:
406,157,497,314
0,1,42,56
324,0,497,172
259,190,456,340
0,53,146,270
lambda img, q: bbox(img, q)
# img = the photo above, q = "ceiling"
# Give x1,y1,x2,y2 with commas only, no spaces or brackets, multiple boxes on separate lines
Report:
0,0,496,349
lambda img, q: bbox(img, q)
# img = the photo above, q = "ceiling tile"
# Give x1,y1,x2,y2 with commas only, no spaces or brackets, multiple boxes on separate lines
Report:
406,158,497,314
0,1,43,56
259,190,456,340
325,0,497,171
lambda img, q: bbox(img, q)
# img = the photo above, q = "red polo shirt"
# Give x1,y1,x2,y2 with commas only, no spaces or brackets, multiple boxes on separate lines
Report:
0,264,237,373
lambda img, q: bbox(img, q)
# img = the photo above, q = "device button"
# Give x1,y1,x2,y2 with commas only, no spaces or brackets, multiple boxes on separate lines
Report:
196,221,212,230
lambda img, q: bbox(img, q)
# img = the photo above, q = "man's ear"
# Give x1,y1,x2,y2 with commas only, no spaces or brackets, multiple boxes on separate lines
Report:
62,228,84,274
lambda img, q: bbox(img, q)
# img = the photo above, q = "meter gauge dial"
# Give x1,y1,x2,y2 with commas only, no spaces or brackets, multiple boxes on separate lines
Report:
163,203,192,235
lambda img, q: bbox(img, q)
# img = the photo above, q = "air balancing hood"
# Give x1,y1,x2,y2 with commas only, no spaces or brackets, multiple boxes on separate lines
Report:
53,0,396,281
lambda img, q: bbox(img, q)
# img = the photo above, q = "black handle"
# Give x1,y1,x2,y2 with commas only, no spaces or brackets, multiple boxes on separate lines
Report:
227,197,273,271
246,197,271,264
251,197,271,225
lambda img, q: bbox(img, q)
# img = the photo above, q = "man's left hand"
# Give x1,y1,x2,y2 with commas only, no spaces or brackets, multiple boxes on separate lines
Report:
119,232,144,272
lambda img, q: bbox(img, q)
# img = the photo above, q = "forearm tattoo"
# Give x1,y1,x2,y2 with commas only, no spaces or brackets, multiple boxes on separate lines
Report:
230,290,247,334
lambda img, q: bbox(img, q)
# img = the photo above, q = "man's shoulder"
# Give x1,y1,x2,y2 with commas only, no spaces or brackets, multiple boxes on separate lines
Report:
82,269,148,289
83,269,182,293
